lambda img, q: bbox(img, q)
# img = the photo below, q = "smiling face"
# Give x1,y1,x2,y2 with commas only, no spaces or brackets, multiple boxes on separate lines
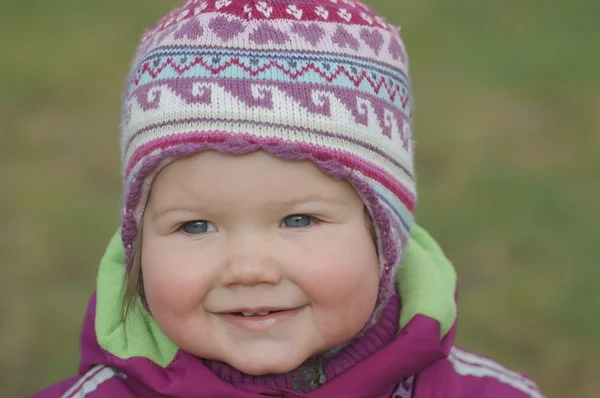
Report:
140,150,379,375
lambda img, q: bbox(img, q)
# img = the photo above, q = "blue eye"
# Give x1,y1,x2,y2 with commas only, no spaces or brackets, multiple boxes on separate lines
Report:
281,215,318,228
180,221,216,235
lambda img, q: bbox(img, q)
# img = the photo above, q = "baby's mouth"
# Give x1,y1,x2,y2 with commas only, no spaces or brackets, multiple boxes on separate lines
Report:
219,307,304,332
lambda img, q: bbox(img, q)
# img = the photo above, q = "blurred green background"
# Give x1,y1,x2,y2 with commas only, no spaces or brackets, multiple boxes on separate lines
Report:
1,1,599,397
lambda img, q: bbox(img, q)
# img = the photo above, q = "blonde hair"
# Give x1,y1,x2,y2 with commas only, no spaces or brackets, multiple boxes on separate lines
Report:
122,228,144,321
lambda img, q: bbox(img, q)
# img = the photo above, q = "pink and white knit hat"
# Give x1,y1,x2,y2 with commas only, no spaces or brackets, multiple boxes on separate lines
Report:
120,0,416,313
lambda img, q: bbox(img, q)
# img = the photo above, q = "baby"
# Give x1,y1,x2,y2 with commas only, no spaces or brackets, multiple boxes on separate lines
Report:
34,0,544,397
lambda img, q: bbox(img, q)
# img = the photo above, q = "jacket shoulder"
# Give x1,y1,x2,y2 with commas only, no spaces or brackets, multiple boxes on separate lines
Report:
448,346,544,397
31,365,135,398
414,347,545,398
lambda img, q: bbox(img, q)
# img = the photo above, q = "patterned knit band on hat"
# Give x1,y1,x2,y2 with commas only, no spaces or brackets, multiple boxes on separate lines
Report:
120,0,415,389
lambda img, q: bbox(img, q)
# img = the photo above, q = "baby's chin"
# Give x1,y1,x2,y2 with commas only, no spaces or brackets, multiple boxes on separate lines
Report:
234,361,301,376
208,345,332,376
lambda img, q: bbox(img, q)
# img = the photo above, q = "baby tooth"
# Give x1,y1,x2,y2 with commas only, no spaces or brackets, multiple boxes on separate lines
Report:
241,311,271,316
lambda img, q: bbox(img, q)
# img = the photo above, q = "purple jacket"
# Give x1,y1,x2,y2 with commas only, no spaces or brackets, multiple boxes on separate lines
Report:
33,226,544,398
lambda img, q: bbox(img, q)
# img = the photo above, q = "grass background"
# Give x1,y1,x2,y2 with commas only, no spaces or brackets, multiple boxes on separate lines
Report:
1,1,599,397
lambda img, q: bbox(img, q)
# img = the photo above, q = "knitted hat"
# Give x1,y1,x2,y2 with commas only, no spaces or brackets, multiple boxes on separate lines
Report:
120,0,416,315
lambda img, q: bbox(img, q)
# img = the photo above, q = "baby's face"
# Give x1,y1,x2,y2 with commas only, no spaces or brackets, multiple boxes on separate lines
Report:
141,150,379,375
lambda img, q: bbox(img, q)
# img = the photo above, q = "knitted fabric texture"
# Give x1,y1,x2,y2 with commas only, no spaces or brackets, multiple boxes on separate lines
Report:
120,0,416,315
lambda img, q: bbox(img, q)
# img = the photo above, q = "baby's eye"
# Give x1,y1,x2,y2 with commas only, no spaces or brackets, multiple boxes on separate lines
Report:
180,221,217,235
281,215,319,228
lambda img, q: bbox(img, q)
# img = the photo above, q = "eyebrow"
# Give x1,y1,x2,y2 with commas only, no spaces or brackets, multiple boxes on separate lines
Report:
149,204,210,221
272,195,349,208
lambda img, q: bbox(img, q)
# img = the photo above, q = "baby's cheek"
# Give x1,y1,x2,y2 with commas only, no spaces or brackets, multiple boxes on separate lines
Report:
335,250,379,291
307,262,378,314
323,250,379,320
143,250,207,317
